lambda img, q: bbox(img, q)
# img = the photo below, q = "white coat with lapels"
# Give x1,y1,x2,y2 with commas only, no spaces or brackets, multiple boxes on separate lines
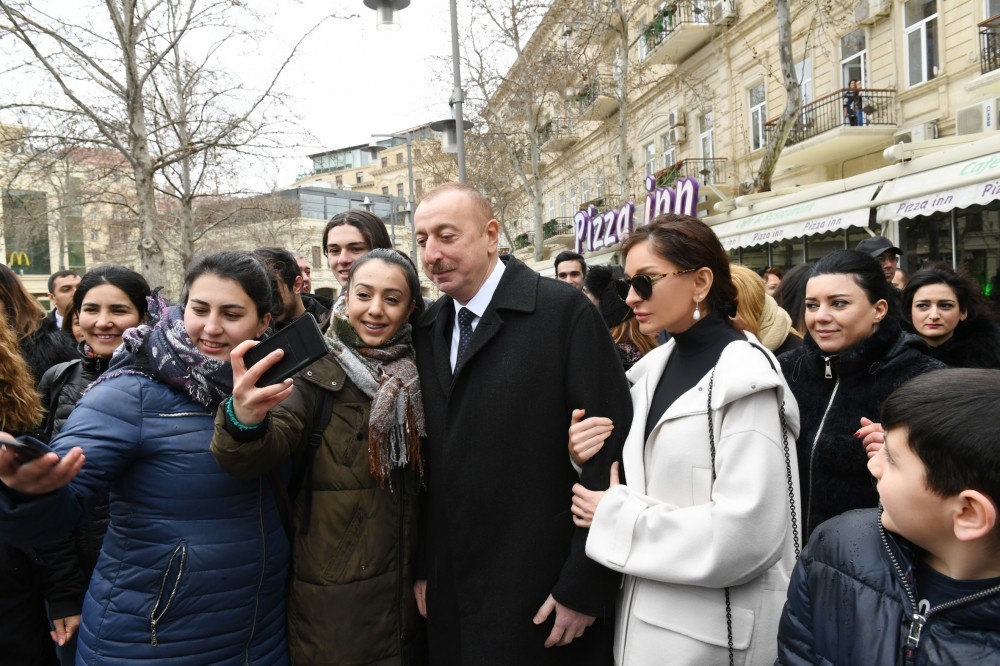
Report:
586,335,802,666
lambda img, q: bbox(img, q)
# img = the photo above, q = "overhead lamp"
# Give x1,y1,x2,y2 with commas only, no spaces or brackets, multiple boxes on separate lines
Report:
430,118,475,155
362,0,410,31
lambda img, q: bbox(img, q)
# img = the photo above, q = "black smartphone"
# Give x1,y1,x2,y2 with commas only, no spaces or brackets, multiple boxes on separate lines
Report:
0,434,53,462
243,314,329,387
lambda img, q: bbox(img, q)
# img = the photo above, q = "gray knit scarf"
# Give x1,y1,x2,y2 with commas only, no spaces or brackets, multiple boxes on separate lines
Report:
326,297,425,487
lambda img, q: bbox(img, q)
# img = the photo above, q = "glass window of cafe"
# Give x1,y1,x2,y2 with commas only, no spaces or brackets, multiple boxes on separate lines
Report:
898,203,1000,296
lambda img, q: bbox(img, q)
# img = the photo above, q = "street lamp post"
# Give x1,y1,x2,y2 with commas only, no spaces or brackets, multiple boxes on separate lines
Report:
369,132,417,261
363,0,467,183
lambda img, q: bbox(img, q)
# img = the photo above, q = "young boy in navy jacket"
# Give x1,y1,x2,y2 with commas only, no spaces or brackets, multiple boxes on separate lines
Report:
777,368,1000,665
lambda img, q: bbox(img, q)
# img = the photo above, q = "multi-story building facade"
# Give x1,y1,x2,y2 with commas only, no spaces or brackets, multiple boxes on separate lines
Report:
486,0,1000,294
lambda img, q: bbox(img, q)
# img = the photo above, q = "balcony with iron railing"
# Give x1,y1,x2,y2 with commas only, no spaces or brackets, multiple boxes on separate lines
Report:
572,75,619,121
651,157,728,187
763,87,898,168
642,0,713,66
980,14,1000,75
539,117,580,152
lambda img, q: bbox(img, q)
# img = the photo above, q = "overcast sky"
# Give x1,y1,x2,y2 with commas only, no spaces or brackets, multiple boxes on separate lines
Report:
266,2,458,185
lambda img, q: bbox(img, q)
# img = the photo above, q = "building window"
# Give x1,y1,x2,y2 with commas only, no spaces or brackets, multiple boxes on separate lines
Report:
990,0,1000,18
698,111,715,160
637,24,649,60
570,186,578,212
795,57,813,105
581,178,591,203
749,83,766,151
395,153,404,165
905,0,938,87
841,28,868,87
548,198,556,221
415,179,423,197
380,157,388,168
382,186,389,195
356,172,364,184
559,192,567,219
397,182,404,197
335,175,343,187
643,142,656,177
311,245,322,267
90,229,100,242
414,148,422,160
661,133,675,169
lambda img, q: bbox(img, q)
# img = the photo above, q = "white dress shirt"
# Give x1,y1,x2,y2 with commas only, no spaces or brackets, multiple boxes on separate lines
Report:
450,258,506,371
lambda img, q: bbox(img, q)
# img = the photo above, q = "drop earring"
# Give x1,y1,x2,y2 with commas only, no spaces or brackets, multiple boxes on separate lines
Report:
693,296,701,321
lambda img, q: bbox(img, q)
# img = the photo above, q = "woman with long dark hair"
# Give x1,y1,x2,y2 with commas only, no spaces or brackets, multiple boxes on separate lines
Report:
569,214,801,665
0,252,290,664
903,264,1000,369
34,265,151,664
213,248,427,665
779,250,944,541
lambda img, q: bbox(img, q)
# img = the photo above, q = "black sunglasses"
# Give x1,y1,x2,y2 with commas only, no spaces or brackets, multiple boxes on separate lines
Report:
615,268,697,300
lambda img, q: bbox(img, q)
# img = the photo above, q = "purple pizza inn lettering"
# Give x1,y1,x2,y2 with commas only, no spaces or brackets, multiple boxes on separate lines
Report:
573,176,699,254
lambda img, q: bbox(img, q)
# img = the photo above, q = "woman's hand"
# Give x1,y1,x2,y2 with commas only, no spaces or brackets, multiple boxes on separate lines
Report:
230,340,296,425
50,614,80,646
856,416,884,458
0,439,84,495
568,409,614,466
571,462,619,528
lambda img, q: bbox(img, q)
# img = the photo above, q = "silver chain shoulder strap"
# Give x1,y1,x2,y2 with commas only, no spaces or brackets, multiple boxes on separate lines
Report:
705,343,800,666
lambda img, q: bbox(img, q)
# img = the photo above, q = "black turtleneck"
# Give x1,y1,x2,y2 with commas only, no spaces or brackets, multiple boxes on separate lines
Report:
644,311,742,442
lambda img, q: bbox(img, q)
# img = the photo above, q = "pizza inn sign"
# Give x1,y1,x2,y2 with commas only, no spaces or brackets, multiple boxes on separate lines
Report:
574,176,700,254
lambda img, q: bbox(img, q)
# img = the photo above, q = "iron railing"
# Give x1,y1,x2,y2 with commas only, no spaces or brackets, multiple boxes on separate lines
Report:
643,1,711,53
572,75,618,113
764,88,897,147
539,117,576,143
980,14,1000,75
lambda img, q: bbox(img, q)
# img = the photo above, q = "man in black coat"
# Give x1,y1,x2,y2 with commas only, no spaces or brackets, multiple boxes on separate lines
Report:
411,183,632,665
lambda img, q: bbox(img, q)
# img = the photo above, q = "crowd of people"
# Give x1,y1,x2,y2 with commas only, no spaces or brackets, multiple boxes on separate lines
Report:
0,182,998,666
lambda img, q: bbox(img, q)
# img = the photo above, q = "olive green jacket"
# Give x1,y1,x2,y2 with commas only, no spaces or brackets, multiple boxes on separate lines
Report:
212,354,425,665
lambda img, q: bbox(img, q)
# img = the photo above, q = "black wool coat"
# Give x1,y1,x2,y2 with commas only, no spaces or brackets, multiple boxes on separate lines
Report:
778,321,945,541
413,257,632,666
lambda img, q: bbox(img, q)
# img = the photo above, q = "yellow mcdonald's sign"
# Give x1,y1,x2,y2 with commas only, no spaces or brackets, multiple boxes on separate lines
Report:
7,251,29,266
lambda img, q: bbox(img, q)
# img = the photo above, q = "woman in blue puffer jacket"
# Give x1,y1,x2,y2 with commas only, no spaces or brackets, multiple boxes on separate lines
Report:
0,251,289,665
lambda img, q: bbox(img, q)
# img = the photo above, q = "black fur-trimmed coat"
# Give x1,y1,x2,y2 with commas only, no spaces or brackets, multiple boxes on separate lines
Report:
778,321,945,541
923,316,1000,369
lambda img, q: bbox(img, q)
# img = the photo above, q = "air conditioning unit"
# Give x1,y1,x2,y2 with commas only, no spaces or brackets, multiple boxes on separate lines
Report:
855,0,890,25
892,121,937,144
668,126,686,144
668,110,685,127
712,0,736,25
956,99,1000,135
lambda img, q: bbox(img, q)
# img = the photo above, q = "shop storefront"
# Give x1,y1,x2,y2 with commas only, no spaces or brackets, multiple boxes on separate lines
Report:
706,135,1000,298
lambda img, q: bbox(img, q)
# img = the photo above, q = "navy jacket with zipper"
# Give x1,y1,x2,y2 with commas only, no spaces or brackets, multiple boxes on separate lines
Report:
0,372,289,665
778,321,944,540
777,508,1000,665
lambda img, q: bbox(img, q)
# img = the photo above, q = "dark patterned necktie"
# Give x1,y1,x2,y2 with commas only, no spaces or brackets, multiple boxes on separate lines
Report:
456,307,475,371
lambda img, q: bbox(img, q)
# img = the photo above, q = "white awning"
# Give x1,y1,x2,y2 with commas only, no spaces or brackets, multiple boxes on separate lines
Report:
711,184,880,250
875,153,1000,223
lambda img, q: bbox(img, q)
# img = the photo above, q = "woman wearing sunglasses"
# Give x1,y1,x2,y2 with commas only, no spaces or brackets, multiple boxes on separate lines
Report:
568,214,802,666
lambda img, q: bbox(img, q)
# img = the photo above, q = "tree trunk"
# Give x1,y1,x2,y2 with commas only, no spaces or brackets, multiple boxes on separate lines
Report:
755,0,799,192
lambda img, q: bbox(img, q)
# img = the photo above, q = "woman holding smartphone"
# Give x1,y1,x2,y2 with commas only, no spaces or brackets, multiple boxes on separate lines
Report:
0,252,289,665
212,248,427,666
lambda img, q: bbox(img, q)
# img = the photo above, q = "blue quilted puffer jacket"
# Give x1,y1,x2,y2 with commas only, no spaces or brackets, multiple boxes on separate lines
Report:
0,373,289,665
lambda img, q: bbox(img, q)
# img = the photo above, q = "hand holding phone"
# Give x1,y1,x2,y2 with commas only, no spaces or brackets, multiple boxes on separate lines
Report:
243,314,328,388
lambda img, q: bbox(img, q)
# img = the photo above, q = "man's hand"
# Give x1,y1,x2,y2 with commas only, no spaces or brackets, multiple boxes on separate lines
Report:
50,614,80,646
533,594,596,648
0,441,84,495
414,579,427,618
571,462,619,528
